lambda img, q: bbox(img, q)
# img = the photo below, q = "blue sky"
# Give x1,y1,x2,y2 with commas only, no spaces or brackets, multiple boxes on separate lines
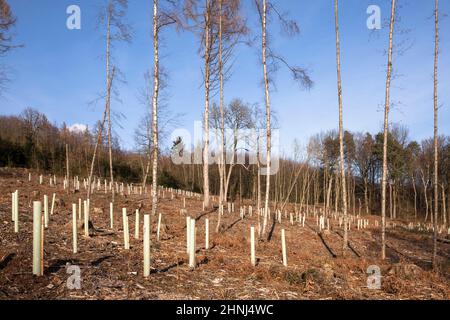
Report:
0,0,449,154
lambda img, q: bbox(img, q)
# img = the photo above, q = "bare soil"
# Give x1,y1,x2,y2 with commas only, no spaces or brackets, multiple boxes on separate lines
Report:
0,168,448,300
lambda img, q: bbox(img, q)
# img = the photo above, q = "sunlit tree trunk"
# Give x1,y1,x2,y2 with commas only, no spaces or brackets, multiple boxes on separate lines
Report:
432,0,439,269
334,0,348,253
256,131,262,237
202,0,211,210
151,0,160,220
106,6,115,204
216,0,224,233
442,184,447,226
87,69,114,200
421,170,429,222
364,177,369,214
142,152,151,188
326,177,333,216
261,0,272,239
389,182,393,219
381,0,396,260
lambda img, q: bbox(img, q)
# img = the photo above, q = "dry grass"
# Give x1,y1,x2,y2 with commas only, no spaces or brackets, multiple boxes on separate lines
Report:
0,168,448,300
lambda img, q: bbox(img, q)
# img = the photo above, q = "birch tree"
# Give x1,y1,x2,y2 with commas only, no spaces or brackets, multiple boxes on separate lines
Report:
334,0,348,254
135,70,180,190
149,0,177,215
216,0,247,231
182,0,215,209
432,0,439,270
255,0,312,239
87,68,116,200
203,0,212,209
182,0,245,210
151,0,160,218
381,0,396,260
88,0,131,200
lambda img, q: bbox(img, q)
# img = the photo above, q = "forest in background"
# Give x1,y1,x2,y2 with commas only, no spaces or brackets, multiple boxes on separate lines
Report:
0,107,449,225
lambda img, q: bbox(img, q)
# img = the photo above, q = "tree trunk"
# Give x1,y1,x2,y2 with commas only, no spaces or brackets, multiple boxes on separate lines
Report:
334,172,339,213
412,175,417,220
447,189,450,227
151,0,160,220
393,184,397,219
442,184,447,226
142,152,151,189
389,182,393,219
87,69,115,200
432,0,439,269
256,132,262,237
364,177,369,214
202,0,211,210
105,5,115,204
326,177,333,216
66,143,70,194
334,0,348,254
422,175,429,223
261,0,272,239
381,0,396,260
216,0,224,233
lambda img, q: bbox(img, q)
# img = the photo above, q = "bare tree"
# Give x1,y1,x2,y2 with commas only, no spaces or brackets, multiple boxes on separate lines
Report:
181,0,214,209
149,0,179,216
0,0,15,54
182,0,246,210
432,0,439,270
151,0,161,219
87,0,131,201
381,0,396,260
255,0,312,239
259,0,272,238
334,0,348,254
216,0,247,231
217,0,225,230
66,143,70,194
0,0,19,90
202,0,212,209
87,68,116,200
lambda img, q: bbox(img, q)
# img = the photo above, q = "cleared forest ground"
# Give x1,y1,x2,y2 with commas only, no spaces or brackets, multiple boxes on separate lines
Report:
0,168,448,300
